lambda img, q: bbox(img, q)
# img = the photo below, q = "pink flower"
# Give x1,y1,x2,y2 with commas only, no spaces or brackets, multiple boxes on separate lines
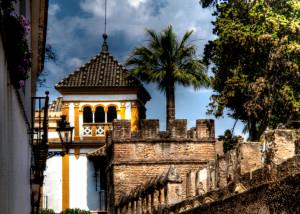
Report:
20,15,31,34
19,80,25,87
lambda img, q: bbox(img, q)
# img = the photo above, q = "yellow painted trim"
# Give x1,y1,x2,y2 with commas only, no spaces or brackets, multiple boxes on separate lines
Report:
92,125,97,136
74,105,80,141
94,104,105,111
107,104,120,111
120,105,126,119
80,104,93,112
74,147,80,159
131,102,139,131
62,154,70,210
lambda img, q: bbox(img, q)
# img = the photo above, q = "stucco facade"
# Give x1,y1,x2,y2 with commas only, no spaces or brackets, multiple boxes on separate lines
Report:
0,37,31,212
0,0,48,213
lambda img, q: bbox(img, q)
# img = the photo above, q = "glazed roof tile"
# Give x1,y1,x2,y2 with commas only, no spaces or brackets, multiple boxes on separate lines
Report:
55,52,142,89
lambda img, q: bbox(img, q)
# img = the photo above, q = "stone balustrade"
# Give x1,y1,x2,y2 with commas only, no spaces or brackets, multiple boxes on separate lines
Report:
82,122,112,137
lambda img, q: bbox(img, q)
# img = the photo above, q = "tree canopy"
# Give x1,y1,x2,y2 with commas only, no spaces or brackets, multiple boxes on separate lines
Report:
203,0,300,140
126,26,210,131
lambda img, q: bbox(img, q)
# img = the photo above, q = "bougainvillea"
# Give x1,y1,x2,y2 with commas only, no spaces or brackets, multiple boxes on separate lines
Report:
0,0,32,89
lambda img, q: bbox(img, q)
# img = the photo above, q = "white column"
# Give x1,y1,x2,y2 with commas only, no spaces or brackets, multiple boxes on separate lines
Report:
125,102,131,119
69,103,74,127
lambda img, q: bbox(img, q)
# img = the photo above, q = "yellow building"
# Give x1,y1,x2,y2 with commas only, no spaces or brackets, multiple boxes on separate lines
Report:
43,35,150,213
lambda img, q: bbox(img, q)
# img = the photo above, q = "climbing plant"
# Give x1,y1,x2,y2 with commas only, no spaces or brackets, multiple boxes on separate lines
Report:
0,0,31,89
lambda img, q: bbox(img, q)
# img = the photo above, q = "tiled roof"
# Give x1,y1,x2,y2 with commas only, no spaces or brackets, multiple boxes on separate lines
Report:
55,51,142,89
49,97,63,112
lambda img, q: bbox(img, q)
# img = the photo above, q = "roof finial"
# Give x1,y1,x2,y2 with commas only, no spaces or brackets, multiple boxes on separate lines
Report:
101,0,108,52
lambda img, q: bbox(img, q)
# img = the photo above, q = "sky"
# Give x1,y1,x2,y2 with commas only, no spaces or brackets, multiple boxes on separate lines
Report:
37,0,245,137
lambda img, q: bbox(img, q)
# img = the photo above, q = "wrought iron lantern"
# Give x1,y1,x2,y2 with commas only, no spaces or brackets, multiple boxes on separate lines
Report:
56,115,74,145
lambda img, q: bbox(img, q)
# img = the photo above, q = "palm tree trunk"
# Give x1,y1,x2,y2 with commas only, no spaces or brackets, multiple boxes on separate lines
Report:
166,80,175,132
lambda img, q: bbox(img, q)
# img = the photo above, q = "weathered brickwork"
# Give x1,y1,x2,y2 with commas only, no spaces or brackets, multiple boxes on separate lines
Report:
88,116,300,214
264,129,298,165
164,155,300,214
160,129,300,214
113,164,203,203
112,142,215,163
105,119,216,213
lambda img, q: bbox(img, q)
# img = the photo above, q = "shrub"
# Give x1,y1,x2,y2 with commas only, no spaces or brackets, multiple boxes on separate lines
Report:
60,208,90,214
39,209,55,214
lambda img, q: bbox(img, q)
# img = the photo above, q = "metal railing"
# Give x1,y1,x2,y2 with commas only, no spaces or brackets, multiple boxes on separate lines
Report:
30,91,49,214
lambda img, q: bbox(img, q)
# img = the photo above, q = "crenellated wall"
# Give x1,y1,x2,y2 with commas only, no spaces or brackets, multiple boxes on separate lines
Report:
162,129,300,214
106,119,216,213
111,128,300,214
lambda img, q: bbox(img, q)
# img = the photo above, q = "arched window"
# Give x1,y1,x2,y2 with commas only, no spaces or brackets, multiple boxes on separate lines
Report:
95,106,105,123
107,106,117,122
83,106,93,123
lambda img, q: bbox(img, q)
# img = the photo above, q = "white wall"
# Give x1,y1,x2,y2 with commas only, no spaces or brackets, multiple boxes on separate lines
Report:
69,154,100,211
63,94,137,101
0,33,31,214
43,155,62,213
43,149,101,212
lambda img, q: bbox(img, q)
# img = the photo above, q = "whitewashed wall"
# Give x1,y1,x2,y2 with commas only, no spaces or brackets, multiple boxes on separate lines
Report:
43,149,101,212
0,31,31,214
43,155,62,213
69,153,100,211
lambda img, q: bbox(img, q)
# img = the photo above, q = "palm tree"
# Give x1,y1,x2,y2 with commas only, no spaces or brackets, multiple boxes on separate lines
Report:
126,26,210,131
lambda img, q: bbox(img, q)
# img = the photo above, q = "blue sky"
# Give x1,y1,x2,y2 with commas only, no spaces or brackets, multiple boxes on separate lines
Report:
38,0,245,137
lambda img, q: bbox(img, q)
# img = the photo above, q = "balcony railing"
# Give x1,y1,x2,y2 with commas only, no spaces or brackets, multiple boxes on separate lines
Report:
82,123,112,137
31,91,49,214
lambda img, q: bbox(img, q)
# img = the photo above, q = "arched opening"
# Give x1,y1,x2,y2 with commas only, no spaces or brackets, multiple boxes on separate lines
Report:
107,106,117,122
95,106,105,123
83,106,93,123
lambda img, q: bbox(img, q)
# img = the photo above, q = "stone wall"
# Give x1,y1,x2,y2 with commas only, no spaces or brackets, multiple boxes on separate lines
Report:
105,124,300,214
215,142,262,188
165,155,300,214
106,119,216,213
264,129,298,165
161,129,300,214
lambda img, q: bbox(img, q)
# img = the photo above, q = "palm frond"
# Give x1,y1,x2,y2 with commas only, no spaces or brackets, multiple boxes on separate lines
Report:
126,25,209,92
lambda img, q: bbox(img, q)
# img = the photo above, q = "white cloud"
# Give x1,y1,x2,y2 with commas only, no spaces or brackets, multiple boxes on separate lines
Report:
48,4,60,16
188,25,197,33
80,0,117,17
67,57,83,69
128,0,147,9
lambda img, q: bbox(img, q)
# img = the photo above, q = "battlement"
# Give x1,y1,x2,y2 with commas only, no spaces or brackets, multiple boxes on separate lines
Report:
111,119,215,141
114,129,300,214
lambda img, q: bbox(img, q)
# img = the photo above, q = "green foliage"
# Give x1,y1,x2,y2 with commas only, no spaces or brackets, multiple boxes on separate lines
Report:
126,25,210,130
204,0,300,140
39,209,55,214
60,208,90,214
218,129,242,153
199,0,219,8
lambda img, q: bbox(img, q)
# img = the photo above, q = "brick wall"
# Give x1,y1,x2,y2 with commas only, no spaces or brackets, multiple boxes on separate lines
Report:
112,142,215,163
106,119,216,212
